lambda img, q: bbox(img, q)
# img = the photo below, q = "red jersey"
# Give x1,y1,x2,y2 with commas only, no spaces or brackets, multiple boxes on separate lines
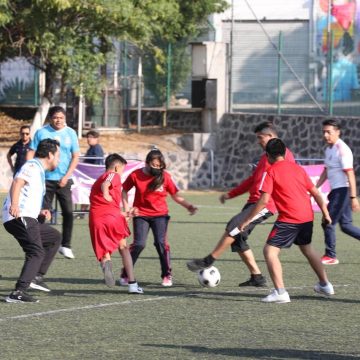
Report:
227,148,295,213
259,160,315,223
122,168,179,217
90,171,122,215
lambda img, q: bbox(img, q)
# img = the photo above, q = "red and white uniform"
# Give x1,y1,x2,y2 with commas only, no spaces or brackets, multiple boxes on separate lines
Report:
260,160,315,223
122,168,179,216
325,138,353,190
89,171,130,261
227,148,295,213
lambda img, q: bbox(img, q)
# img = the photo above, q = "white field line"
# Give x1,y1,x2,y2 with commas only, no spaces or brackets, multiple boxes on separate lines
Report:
0,283,352,322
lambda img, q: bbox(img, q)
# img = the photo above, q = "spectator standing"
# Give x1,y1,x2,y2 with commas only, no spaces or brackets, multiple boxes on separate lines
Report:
84,130,104,165
316,119,360,265
27,106,80,259
7,125,31,175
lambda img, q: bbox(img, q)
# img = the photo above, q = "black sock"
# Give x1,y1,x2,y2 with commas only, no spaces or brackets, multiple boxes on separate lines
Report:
128,280,136,284
204,254,215,266
252,274,263,279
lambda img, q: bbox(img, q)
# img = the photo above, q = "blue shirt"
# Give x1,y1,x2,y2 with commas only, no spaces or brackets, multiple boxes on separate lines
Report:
30,124,80,180
84,144,104,165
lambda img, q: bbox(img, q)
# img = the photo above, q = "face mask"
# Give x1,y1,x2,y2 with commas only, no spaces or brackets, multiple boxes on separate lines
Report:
149,167,162,177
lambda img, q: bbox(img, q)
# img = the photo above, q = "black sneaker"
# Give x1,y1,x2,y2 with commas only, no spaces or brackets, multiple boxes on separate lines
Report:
186,258,210,272
5,290,39,303
239,275,267,287
29,276,51,292
103,260,115,287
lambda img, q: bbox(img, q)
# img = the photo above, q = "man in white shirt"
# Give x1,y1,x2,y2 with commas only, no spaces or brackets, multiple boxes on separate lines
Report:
316,119,360,265
3,139,60,303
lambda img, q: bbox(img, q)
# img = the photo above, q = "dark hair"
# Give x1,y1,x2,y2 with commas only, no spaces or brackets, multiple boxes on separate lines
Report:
146,149,166,191
47,106,66,119
35,139,60,158
86,130,100,138
322,119,341,130
20,125,30,132
265,138,286,159
105,153,127,170
254,121,278,136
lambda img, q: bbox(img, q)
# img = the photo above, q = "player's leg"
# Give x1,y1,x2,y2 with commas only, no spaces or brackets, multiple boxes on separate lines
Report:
263,244,283,289
237,249,267,287
56,180,75,257
120,216,149,281
150,216,172,286
119,238,143,294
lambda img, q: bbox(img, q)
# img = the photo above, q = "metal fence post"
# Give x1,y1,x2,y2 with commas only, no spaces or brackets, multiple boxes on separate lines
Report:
277,31,283,115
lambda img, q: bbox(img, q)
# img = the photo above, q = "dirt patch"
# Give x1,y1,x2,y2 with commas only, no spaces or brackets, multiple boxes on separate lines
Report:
0,112,185,155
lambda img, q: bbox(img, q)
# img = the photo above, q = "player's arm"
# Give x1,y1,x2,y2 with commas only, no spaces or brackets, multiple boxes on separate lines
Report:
171,193,197,215
59,151,80,187
6,150,14,172
344,169,360,212
220,176,253,203
9,177,26,218
101,180,113,202
308,186,332,224
315,168,327,188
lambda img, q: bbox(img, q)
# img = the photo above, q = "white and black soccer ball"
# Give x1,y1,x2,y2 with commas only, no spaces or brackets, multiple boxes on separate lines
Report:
197,266,221,288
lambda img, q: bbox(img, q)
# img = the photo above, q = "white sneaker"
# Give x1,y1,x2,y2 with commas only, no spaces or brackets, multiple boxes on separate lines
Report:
128,282,144,294
261,289,291,303
58,246,75,259
314,282,335,296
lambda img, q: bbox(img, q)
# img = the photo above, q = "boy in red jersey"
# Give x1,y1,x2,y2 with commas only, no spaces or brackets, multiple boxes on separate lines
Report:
120,148,197,287
237,138,334,303
187,122,295,287
89,153,143,294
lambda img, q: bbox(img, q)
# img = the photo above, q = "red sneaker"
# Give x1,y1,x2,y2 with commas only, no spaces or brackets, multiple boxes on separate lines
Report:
321,255,339,265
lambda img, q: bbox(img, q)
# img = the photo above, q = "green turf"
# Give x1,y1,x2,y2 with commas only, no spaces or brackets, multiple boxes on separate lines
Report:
0,192,359,359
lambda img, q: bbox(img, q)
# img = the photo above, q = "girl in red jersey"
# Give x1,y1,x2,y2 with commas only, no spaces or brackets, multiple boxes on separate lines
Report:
120,148,197,287
89,153,143,294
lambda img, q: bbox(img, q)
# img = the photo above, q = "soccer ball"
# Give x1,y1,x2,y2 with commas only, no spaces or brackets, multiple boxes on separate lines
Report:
197,266,221,288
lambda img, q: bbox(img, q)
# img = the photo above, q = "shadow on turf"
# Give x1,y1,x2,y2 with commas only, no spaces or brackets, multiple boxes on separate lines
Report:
142,344,358,359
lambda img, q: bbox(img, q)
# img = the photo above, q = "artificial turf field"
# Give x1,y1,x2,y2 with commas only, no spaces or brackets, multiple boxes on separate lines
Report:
0,191,359,360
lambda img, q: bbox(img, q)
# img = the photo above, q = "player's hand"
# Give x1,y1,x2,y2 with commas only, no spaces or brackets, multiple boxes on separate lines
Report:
351,197,360,212
187,204,198,215
58,177,68,188
9,204,20,218
321,216,331,228
40,209,52,221
219,194,229,204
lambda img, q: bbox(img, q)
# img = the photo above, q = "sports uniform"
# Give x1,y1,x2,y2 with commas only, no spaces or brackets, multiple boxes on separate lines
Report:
260,160,316,248
89,171,130,261
323,138,360,259
225,148,295,252
121,168,178,280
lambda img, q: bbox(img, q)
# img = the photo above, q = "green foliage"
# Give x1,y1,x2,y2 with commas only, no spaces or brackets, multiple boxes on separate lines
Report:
0,0,228,103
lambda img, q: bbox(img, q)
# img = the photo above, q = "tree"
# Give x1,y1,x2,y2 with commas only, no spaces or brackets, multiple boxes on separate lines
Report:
0,0,227,126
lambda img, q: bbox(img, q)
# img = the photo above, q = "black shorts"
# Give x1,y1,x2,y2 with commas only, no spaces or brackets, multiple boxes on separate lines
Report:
226,203,273,253
266,221,313,248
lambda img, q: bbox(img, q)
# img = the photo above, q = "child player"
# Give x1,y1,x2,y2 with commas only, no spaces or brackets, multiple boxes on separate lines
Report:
89,153,143,294
237,138,334,303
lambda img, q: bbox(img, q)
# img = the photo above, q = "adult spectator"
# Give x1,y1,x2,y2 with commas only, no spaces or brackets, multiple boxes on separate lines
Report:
7,125,31,175
27,106,80,259
316,119,360,265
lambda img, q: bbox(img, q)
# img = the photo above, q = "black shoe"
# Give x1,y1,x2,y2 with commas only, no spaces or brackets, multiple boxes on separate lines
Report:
186,258,210,272
239,275,267,287
29,276,51,292
5,290,39,303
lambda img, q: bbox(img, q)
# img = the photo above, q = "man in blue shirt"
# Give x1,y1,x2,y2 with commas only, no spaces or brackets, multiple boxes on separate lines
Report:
28,106,80,259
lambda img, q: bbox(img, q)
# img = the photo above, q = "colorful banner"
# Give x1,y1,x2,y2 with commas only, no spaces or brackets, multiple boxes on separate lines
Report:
71,160,144,205
302,164,330,212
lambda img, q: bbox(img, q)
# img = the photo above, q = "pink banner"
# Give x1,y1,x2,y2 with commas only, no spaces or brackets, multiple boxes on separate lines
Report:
301,164,330,212
71,160,144,205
